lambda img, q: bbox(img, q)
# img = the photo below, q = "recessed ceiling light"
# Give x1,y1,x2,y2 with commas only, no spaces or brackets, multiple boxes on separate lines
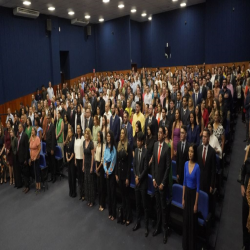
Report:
131,8,136,13
99,18,104,22
48,7,55,11
68,11,75,15
23,1,31,6
118,4,124,8
103,0,110,2
141,13,147,17
172,0,178,2
148,16,152,21
180,3,186,7
85,15,91,19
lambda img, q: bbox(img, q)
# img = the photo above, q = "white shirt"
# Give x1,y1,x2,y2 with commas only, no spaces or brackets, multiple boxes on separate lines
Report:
103,94,109,103
144,92,152,105
104,112,111,129
155,80,162,89
209,134,222,159
95,143,105,162
74,136,85,159
47,87,54,100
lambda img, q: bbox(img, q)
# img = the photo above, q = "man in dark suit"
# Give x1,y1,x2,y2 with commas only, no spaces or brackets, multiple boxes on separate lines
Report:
98,91,105,116
215,67,224,88
145,104,158,136
197,129,216,194
166,100,175,129
16,123,29,192
46,114,56,183
175,91,182,110
110,104,121,143
152,126,171,244
67,102,76,129
132,132,149,237
159,107,168,128
122,111,133,148
192,82,202,106
199,77,207,100
85,108,94,132
171,84,177,104
89,90,97,117
176,125,189,185
180,96,190,126
206,73,213,90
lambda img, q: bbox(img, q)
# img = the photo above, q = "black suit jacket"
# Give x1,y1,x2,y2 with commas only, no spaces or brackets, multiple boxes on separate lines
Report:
181,108,190,126
67,108,76,127
152,141,171,186
46,123,56,152
166,109,175,129
145,116,158,136
175,100,182,110
98,98,105,116
197,144,216,194
176,141,190,185
91,97,97,116
121,100,126,111
200,86,207,100
159,118,168,128
133,147,148,190
17,132,29,163
206,81,212,90
85,117,94,132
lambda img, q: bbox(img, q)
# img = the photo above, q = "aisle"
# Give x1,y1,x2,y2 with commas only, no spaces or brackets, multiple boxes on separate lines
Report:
216,118,245,250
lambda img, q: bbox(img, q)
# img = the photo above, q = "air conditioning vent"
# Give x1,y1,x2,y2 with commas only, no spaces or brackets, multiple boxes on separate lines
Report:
13,7,39,19
71,18,89,27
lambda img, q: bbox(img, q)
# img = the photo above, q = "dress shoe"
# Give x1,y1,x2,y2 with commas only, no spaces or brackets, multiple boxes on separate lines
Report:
145,228,149,237
152,229,160,237
133,223,141,231
163,232,168,244
24,188,30,194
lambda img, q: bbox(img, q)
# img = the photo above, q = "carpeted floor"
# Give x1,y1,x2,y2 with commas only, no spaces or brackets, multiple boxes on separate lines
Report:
0,118,245,250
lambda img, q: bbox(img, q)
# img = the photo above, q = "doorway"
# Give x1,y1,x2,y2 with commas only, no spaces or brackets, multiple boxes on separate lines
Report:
60,51,70,85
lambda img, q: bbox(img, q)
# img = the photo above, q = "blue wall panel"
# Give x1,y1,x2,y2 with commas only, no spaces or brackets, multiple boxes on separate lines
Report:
0,7,51,103
151,3,205,67
130,20,142,68
140,21,152,68
205,0,250,64
95,16,131,72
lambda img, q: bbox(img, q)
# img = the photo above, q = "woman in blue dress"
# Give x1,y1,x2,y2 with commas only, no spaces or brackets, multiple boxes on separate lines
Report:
182,143,200,250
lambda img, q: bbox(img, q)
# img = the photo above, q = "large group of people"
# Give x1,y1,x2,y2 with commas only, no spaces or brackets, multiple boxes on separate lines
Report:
0,62,250,249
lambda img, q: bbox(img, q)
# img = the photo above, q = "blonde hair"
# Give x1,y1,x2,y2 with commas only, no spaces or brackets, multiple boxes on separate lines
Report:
117,128,128,152
85,128,93,141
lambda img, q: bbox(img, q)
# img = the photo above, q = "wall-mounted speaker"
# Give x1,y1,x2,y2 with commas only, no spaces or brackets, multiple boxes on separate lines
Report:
47,19,52,32
87,26,91,36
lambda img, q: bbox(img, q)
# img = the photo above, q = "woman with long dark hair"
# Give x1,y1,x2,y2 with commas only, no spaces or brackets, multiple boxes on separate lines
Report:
102,115,109,144
104,131,117,220
133,121,142,157
83,128,95,206
182,143,200,250
115,128,132,225
95,131,106,211
195,105,204,137
172,108,182,160
187,111,200,146
25,117,32,139
74,124,85,201
75,104,85,134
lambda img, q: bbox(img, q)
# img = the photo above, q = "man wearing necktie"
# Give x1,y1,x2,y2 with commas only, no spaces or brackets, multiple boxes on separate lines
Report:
176,126,189,185
176,91,182,110
132,132,149,237
197,129,216,195
46,115,56,183
16,123,29,191
152,126,171,244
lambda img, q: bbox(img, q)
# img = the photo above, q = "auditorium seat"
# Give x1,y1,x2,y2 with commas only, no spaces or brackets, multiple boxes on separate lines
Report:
147,174,154,196
130,168,136,189
172,160,177,181
55,146,63,180
42,142,46,155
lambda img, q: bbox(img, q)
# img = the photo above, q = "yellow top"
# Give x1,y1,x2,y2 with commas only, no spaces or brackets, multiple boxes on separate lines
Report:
132,112,145,136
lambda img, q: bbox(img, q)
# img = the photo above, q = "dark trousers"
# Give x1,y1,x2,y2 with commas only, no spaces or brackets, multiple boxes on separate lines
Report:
68,159,77,197
135,187,148,227
97,164,106,208
47,151,56,180
155,187,167,233
242,196,250,249
15,156,22,188
76,159,84,198
22,162,30,188
119,179,132,221
107,172,116,218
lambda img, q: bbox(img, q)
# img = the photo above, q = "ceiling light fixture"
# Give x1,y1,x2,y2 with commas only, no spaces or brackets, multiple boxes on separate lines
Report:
99,18,104,22
180,3,186,7
103,0,110,2
118,4,124,9
141,13,147,17
23,1,31,6
172,0,178,2
131,8,136,13
48,7,55,11
85,15,91,19
68,11,75,15
148,16,152,20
